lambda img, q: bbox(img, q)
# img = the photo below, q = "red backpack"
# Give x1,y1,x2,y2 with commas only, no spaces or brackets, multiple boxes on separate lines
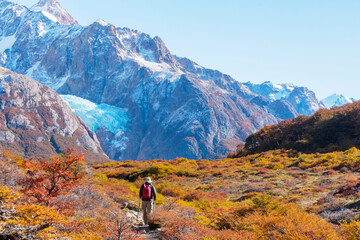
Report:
142,184,152,199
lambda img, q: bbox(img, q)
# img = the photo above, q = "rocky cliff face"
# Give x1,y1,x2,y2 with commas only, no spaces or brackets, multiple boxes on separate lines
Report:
0,0,325,160
0,67,108,163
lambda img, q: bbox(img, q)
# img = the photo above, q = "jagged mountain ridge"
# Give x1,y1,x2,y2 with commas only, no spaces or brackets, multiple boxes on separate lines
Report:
0,67,109,163
244,81,325,116
31,0,78,25
0,0,325,160
321,94,355,109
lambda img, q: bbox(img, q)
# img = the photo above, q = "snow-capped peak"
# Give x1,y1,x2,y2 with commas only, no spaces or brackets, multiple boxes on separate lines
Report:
321,94,354,109
95,19,109,26
31,0,78,25
243,81,295,101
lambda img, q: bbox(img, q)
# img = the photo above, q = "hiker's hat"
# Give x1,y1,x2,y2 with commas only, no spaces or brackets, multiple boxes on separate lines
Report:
145,177,152,183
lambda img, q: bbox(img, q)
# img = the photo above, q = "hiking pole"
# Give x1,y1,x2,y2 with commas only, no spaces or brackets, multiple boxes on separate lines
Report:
137,198,141,222
153,200,156,213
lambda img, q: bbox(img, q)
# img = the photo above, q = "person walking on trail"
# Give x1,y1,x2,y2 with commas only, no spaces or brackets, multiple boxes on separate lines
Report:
139,177,157,225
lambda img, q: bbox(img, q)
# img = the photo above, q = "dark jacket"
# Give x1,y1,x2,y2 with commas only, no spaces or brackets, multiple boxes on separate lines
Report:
139,182,157,201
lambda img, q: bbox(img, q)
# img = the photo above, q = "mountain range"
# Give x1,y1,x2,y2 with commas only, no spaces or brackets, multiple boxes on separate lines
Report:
0,0,353,160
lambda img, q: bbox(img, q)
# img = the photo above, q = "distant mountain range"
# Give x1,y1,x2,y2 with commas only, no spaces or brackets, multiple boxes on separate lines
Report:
243,81,324,117
321,94,355,109
0,0,355,160
243,81,356,111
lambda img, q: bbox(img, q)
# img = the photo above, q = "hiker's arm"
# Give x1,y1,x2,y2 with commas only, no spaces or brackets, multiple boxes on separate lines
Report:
152,185,157,201
139,185,143,199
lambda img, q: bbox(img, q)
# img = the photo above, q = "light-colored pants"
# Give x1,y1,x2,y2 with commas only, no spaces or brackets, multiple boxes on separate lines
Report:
142,200,153,224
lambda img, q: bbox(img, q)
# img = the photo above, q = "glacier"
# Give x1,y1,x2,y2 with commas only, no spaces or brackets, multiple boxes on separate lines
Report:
60,95,129,134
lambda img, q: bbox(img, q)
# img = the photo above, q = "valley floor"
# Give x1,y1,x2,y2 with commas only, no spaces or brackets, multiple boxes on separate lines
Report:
1,148,360,239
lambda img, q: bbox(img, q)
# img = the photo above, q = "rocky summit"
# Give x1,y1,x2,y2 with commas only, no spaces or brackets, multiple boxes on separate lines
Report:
0,0,325,160
0,67,108,163
30,0,78,25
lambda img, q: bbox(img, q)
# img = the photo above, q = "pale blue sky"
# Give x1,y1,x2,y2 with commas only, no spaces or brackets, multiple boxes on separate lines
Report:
16,0,360,100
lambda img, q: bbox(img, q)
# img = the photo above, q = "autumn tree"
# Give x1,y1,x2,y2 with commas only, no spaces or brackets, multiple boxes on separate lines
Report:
21,148,85,207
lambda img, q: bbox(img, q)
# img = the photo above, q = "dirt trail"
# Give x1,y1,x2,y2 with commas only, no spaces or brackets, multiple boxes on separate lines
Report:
134,225,160,240
129,208,160,240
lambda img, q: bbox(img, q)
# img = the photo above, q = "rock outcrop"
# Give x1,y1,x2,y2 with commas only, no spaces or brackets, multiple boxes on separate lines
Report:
0,67,108,163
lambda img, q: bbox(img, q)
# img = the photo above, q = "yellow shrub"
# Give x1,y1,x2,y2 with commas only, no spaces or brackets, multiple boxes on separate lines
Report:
342,220,360,240
270,162,284,170
0,186,65,239
2,150,23,166
93,173,108,180
143,164,176,179
0,186,20,203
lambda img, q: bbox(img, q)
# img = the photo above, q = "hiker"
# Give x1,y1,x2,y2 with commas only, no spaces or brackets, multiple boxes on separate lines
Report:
139,177,157,225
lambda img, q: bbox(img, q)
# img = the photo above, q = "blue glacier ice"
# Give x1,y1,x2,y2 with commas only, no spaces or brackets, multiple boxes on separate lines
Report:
60,95,128,134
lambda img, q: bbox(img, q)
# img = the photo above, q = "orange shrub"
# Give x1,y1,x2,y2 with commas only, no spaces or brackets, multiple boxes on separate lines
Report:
182,190,205,202
237,208,342,240
160,185,185,197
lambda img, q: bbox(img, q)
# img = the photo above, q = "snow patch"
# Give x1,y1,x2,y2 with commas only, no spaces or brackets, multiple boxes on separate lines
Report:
31,3,48,12
15,6,25,17
0,35,16,52
133,56,171,73
37,22,47,37
198,79,230,94
96,19,109,26
41,11,58,22
285,84,295,92
152,72,181,83
272,84,283,90
138,47,156,62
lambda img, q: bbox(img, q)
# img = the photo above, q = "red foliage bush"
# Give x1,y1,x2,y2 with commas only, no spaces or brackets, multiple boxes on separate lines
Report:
21,148,85,207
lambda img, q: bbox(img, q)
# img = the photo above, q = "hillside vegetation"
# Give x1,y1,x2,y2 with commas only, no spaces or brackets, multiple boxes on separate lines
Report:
2,146,360,239
234,101,360,157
